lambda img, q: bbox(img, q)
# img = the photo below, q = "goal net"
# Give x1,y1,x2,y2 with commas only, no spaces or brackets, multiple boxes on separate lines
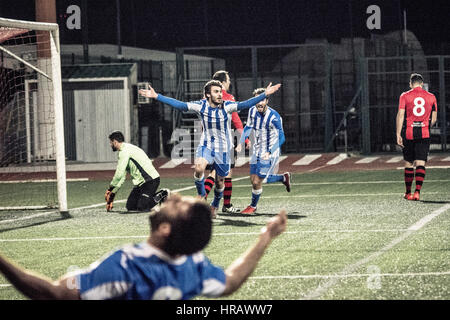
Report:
0,18,67,213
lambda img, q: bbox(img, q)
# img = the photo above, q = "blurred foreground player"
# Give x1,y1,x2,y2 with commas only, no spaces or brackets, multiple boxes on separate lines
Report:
106,131,168,212
396,73,438,201
0,194,287,299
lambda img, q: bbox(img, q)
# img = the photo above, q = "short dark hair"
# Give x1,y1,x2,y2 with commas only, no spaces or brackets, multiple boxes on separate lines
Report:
150,194,212,256
212,70,229,83
253,88,266,96
109,131,124,142
203,80,222,97
410,73,424,84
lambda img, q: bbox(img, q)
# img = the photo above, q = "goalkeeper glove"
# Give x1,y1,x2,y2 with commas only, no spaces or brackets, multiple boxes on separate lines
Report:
105,186,114,200
105,187,115,212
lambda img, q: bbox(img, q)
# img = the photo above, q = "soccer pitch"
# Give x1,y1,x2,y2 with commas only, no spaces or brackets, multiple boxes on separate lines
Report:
0,168,449,300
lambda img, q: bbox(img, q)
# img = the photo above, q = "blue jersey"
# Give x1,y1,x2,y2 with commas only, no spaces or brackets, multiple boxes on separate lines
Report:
74,242,226,300
245,106,284,157
156,92,268,154
187,100,238,153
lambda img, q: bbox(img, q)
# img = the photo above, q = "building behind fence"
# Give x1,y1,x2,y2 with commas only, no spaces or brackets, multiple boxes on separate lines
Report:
61,30,449,159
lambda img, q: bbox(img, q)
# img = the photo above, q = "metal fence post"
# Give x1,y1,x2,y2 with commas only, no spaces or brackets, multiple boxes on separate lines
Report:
324,48,334,152
361,58,371,155
438,56,447,151
251,46,258,90
176,48,185,98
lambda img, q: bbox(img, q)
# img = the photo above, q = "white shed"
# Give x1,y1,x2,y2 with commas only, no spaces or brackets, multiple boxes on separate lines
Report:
62,63,137,162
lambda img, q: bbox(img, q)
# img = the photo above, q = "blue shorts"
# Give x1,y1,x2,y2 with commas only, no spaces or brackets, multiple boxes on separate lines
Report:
196,145,231,177
249,154,279,178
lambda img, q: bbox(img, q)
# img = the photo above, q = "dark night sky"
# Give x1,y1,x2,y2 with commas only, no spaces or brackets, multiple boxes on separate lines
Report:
1,0,449,53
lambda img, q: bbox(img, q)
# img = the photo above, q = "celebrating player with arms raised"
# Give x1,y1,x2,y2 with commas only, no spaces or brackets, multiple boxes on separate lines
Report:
203,70,251,213
139,81,281,217
236,88,291,214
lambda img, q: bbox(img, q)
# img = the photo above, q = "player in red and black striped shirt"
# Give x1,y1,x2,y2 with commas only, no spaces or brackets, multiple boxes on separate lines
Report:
396,73,438,201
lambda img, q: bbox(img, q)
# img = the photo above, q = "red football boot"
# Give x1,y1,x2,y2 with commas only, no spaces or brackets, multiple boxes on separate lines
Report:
412,191,420,201
241,206,257,214
283,172,292,192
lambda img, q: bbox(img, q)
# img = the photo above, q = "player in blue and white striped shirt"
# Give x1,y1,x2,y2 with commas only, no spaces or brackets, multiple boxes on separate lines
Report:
236,88,292,214
0,194,287,300
139,81,281,217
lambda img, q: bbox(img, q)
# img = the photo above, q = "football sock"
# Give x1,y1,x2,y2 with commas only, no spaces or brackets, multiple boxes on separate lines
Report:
204,176,215,198
194,174,206,197
223,178,232,207
404,167,414,194
414,166,426,193
266,174,284,184
211,187,224,208
250,188,263,208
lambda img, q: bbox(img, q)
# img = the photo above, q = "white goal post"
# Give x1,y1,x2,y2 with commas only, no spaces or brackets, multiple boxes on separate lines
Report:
0,17,67,213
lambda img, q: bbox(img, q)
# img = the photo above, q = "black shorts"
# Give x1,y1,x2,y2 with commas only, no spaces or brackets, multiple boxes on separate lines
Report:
402,138,430,163
126,177,160,212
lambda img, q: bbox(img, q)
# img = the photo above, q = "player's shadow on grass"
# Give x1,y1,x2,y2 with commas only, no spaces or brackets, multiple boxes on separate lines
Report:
216,217,261,227
117,210,147,215
0,215,71,234
216,212,307,227
419,200,450,204
254,212,307,220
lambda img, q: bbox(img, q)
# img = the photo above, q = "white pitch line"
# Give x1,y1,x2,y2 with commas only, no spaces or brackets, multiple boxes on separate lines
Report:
159,158,188,169
0,176,250,225
1,270,449,290
303,203,450,300
278,155,288,163
250,270,450,280
230,192,440,200
0,210,61,225
355,157,379,164
386,156,403,163
0,178,89,184
326,153,348,165
0,229,410,243
230,179,450,187
292,154,322,166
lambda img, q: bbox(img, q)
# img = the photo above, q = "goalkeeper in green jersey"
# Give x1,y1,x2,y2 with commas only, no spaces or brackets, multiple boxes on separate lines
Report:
105,131,168,212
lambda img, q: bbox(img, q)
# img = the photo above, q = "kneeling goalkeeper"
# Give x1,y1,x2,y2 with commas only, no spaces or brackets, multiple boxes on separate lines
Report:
105,131,167,212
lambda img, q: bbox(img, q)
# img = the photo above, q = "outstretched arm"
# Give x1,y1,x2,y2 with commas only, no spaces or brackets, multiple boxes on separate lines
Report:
221,209,287,296
139,84,188,111
236,82,281,111
235,125,252,153
0,253,80,300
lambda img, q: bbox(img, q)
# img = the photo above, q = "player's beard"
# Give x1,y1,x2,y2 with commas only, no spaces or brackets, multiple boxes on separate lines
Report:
257,106,267,115
111,145,118,152
211,97,222,106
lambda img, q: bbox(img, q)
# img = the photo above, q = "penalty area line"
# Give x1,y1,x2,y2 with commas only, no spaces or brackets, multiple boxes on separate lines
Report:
0,229,410,242
0,176,250,225
303,203,450,300
1,270,449,290
250,270,450,280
